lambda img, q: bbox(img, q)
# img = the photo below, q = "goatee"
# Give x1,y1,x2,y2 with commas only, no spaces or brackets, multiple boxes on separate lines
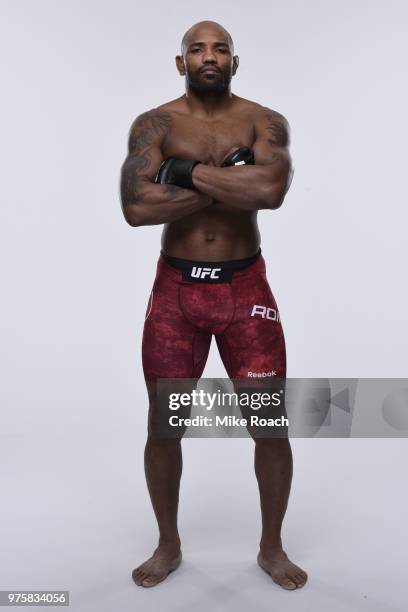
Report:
187,72,231,94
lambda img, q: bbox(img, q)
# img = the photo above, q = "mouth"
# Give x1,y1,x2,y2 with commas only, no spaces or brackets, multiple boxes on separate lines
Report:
200,68,220,75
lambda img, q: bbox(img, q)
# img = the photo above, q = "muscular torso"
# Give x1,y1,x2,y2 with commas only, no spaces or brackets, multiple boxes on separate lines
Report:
159,95,262,260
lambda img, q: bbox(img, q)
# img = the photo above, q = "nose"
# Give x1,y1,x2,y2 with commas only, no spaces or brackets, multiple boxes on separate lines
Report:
202,47,217,63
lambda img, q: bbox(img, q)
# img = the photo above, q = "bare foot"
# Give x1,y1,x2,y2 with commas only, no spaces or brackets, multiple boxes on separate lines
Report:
257,549,308,590
132,545,182,588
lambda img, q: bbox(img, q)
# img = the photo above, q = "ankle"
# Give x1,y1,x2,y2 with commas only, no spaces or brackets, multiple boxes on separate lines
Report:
158,536,181,550
259,538,283,554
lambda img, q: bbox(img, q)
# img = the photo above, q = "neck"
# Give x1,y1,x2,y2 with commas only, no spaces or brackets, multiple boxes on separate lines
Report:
183,87,234,118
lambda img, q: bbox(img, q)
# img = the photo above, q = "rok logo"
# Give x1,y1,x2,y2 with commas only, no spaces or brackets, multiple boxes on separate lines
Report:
250,304,280,322
191,267,221,280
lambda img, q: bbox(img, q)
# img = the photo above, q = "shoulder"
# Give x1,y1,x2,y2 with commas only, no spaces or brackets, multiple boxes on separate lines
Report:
128,96,188,133
231,96,290,144
254,105,291,147
126,106,173,151
129,106,172,133
231,95,287,119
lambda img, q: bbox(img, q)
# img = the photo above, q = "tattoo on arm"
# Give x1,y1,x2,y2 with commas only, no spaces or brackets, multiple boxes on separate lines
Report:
121,109,172,205
256,111,290,168
264,112,289,147
128,109,171,154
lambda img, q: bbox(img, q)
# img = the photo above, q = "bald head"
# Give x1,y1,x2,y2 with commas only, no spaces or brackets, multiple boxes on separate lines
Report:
176,20,238,95
181,20,234,56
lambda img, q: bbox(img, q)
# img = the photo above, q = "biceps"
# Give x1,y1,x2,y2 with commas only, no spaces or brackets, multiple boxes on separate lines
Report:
120,143,164,205
124,142,164,182
253,138,290,169
253,140,291,188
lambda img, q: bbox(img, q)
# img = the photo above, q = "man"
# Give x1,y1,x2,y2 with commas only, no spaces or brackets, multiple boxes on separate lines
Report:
120,20,307,591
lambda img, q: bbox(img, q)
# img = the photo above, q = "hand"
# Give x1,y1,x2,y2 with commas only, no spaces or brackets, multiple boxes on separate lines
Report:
155,157,201,189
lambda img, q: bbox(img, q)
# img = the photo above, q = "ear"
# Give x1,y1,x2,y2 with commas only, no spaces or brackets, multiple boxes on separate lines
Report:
175,55,185,76
232,55,239,76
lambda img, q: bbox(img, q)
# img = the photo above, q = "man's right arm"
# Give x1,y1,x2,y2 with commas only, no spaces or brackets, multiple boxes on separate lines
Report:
120,108,212,226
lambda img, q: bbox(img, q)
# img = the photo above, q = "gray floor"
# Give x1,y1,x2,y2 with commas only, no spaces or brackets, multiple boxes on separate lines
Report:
1,430,406,612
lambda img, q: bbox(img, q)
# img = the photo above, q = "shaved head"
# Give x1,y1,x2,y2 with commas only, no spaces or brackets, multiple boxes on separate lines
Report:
181,20,234,56
176,20,238,95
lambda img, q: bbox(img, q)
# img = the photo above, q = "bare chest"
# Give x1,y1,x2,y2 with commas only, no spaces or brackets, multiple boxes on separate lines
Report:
162,114,256,167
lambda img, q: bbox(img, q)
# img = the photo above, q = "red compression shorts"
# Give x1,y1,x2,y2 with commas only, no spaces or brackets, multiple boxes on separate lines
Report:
142,249,286,383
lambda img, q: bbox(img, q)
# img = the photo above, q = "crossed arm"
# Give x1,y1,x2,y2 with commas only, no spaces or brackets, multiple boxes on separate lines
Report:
192,110,293,211
120,107,293,227
120,109,213,226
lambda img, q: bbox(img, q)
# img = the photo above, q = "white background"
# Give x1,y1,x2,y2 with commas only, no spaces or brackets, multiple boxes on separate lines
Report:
1,1,407,611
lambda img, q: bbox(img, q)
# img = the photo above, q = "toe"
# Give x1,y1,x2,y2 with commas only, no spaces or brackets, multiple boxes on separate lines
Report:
288,572,303,586
142,574,161,587
133,567,144,577
291,573,305,587
295,570,308,586
273,572,297,590
132,569,146,586
132,575,141,585
282,577,297,590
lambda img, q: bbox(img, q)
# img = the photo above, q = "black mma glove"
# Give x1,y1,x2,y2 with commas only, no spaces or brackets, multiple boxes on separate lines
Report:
155,157,201,189
221,146,255,167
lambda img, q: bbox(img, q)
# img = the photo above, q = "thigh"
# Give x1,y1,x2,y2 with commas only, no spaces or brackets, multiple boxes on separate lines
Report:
142,280,212,384
216,273,286,380
142,279,212,437
216,274,287,439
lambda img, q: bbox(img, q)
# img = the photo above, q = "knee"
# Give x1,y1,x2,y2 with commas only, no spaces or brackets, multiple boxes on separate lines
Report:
146,434,181,448
145,436,182,464
254,436,291,454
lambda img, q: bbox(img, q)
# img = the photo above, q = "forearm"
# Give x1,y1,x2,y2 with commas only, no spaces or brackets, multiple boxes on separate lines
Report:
192,163,288,211
121,177,212,226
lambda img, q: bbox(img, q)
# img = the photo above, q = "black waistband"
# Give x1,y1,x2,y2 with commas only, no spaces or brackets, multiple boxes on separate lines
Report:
160,248,261,283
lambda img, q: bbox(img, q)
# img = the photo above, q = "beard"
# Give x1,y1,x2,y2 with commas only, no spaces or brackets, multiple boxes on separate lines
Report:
186,69,232,94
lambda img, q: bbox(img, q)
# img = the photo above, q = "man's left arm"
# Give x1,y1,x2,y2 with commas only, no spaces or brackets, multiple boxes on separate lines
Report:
191,108,294,211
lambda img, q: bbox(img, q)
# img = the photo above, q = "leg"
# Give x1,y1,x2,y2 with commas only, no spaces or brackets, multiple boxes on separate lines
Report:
132,280,212,587
255,437,307,589
215,272,307,590
132,423,183,587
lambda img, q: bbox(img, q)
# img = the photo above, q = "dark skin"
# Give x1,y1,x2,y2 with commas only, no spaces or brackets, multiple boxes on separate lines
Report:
121,21,307,590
